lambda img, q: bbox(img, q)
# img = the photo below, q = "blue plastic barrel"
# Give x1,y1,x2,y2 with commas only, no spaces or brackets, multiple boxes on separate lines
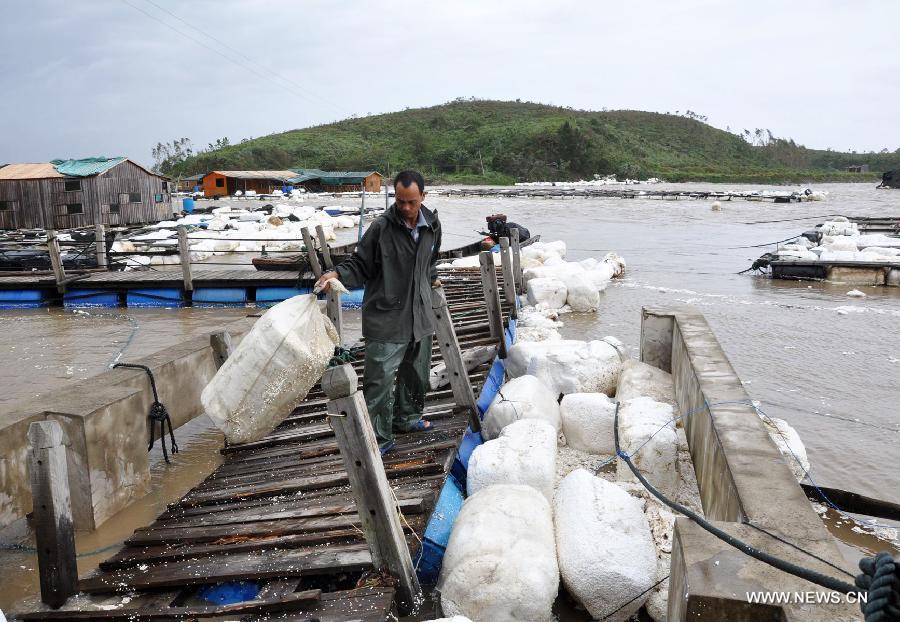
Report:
182,197,195,213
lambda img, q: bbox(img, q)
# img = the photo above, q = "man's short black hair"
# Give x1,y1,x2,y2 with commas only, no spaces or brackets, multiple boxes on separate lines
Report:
394,170,425,193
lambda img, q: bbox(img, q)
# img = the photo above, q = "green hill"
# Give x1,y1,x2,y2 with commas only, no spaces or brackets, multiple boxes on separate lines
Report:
159,99,897,184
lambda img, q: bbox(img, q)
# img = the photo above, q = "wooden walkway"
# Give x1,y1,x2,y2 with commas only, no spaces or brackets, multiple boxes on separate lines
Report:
16,268,510,621
0,269,300,290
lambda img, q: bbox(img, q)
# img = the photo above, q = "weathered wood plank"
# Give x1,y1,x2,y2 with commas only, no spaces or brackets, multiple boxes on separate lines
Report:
79,544,373,593
16,589,322,620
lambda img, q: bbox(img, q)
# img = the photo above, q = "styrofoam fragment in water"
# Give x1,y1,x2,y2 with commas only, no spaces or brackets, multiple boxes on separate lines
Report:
425,617,473,622
438,485,559,622
615,397,678,498
759,413,810,482
554,469,656,621
467,419,558,500
523,262,585,283
564,274,600,312
507,340,622,395
482,375,561,440
559,393,617,455
526,278,568,309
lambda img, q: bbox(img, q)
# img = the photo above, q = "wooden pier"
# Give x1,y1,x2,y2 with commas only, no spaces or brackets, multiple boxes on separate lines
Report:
434,186,817,202
14,266,513,621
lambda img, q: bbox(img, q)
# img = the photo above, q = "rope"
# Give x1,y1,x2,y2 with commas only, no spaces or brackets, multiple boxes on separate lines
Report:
857,553,900,621
112,363,179,463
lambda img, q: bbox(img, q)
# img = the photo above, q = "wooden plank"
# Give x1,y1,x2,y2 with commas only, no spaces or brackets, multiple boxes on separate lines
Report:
322,364,421,615
430,286,480,433
509,227,524,294
478,251,507,358
499,236,518,318
28,421,78,609
16,589,322,620
79,544,373,593
301,227,322,279
315,224,333,269
177,227,193,292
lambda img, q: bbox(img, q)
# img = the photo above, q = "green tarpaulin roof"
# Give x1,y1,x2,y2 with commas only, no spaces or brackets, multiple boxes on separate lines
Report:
288,168,380,185
50,157,126,177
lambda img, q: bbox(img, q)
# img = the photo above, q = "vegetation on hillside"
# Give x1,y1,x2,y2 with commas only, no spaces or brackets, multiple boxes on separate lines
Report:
155,99,898,184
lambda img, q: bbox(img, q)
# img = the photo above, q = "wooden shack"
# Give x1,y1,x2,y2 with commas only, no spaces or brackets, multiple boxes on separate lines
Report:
201,170,297,197
0,157,171,230
290,169,382,193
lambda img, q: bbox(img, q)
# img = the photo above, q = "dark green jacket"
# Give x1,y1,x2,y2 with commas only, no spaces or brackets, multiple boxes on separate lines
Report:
335,204,442,343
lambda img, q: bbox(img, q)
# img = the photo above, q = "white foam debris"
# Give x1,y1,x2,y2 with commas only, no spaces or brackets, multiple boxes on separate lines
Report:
507,339,623,395
467,419,558,501
482,375,561,441
758,413,810,482
564,274,600,312
559,393,617,455
616,397,679,498
554,469,657,621
846,289,867,298
526,277,568,309
438,485,559,622
616,360,676,410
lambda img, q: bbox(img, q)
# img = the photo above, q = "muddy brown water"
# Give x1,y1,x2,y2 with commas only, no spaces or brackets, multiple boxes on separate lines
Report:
1,182,898,614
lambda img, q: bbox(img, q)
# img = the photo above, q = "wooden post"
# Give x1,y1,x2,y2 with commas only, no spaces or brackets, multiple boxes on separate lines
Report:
479,251,507,358
315,224,333,269
384,182,389,210
431,287,481,432
209,330,233,369
301,227,322,279
28,420,78,609
509,227,524,295
322,364,422,615
326,289,342,341
94,223,107,269
358,186,366,242
46,230,66,294
499,236,517,319
177,226,193,292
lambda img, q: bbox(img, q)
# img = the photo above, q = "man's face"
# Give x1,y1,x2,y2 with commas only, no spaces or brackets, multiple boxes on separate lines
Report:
394,182,425,222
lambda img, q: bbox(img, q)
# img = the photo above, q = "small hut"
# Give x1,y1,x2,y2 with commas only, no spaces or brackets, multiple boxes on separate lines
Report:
0,157,171,230
200,171,298,197
289,169,382,193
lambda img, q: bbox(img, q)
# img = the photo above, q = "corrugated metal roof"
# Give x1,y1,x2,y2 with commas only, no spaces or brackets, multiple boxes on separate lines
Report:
50,157,126,177
0,163,65,180
208,170,298,181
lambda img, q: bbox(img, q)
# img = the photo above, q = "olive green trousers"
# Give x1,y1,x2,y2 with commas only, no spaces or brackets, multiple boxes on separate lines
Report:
363,336,433,449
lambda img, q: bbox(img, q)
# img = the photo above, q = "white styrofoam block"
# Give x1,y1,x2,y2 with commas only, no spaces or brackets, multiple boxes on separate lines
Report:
615,397,678,497
615,360,676,408
554,469,656,621
438,485,559,622
526,278,568,309
482,375,561,440
508,340,622,395
565,274,600,312
559,393,617,455
467,419,558,500
759,413,810,482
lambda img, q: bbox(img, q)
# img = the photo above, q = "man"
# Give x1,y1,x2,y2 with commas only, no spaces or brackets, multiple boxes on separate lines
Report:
315,170,441,455
485,213,530,245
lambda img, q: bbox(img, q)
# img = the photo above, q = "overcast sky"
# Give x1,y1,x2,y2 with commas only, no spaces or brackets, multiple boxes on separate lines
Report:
2,0,898,167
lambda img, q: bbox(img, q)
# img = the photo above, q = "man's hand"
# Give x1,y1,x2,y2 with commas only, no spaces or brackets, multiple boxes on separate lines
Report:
315,270,340,294
431,278,442,289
